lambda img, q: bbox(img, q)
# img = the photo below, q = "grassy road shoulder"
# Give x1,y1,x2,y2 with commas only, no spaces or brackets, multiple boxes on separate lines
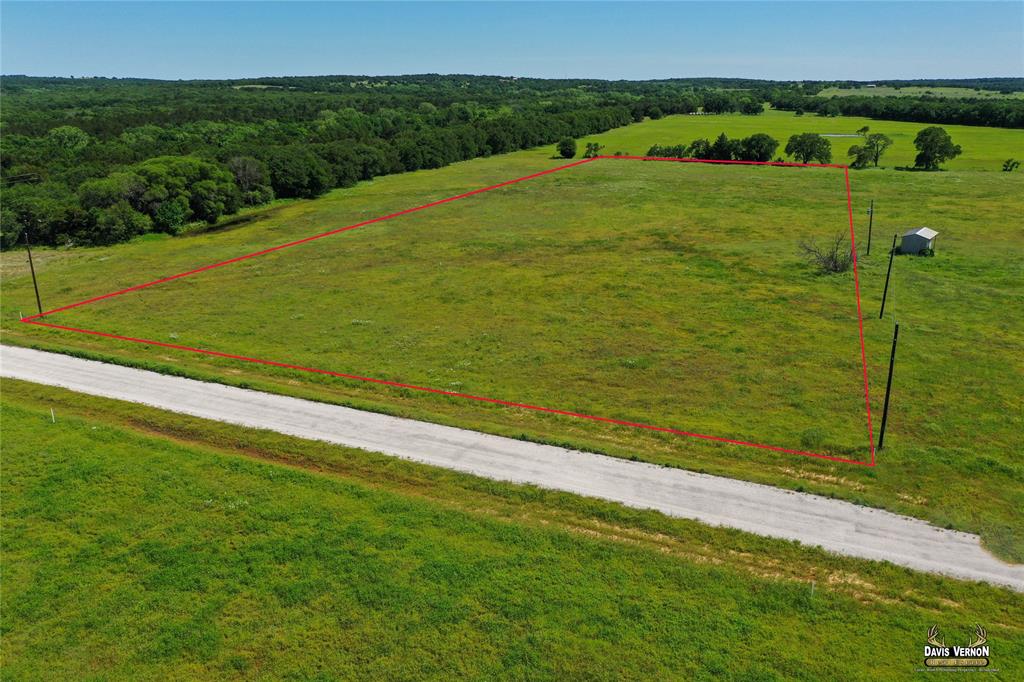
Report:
3,379,1023,679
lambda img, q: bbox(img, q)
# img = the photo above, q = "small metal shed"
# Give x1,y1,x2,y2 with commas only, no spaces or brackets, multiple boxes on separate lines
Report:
901,227,938,254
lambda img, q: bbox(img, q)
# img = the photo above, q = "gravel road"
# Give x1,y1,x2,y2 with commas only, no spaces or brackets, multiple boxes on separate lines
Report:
3,344,1021,591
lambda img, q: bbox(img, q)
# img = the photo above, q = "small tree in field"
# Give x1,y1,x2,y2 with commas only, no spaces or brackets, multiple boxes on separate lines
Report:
583,142,605,158
557,137,577,159
847,144,873,169
799,233,853,274
913,127,961,170
786,133,832,164
847,133,893,169
1002,158,1020,172
864,133,893,166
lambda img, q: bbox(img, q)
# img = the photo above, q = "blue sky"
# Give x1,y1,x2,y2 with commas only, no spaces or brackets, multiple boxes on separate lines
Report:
2,2,1021,81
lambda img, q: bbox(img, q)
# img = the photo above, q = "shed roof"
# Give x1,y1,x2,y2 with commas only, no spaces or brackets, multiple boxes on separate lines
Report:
903,227,938,239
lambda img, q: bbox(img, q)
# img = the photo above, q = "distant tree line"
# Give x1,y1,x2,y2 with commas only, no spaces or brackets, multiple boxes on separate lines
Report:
797,77,1024,94
769,90,1024,128
0,76,781,249
0,75,996,248
647,126,963,170
646,133,781,163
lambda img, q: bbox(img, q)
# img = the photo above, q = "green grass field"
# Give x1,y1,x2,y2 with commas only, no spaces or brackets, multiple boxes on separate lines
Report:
3,112,1023,563
27,160,873,459
584,110,1022,170
4,380,1023,679
817,86,1024,100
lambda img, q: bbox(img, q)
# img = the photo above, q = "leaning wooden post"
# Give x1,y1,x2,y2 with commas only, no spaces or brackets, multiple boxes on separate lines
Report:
24,228,43,316
877,323,899,451
879,234,897,319
866,200,874,256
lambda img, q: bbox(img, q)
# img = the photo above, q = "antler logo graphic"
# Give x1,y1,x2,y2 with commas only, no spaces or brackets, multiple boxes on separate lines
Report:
924,624,990,669
967,625,987,649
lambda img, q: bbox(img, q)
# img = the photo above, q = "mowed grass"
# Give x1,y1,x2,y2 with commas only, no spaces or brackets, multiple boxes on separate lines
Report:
4,380,1024,680
3,113,1023,562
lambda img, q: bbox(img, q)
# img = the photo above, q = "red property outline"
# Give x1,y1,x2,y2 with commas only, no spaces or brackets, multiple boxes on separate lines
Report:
20,156,876,466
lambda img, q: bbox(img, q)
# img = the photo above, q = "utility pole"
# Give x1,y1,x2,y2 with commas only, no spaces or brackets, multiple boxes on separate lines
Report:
879,234,897,319
866,200,874,256
24,228,43,316
877,323,900,450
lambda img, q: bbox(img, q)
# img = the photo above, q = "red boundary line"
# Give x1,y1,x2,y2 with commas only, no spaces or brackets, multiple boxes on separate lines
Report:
20,155,876,467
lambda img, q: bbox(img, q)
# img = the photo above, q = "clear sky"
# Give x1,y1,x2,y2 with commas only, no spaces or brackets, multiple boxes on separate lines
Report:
2,1,1021,81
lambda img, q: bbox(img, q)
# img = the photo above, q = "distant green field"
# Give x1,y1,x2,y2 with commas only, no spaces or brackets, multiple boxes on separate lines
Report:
583,109,1023,170
5,381,1023,679
818,86,1024,100
3,112,1023,562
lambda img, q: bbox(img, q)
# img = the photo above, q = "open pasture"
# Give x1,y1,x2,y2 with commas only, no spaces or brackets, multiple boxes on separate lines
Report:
4,113,1023,559
22,158,872,462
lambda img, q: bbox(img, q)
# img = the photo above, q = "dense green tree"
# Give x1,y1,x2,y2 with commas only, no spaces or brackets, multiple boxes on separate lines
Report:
45,125,91,157
1,182,86,248
702,92,737,114
153,196,191,232
190,179,237,224
785,133,832,164
227,156,271,193
77,171,147,211
738,133,779,162
913,126,962,170
740,100,764,115
264,147,332,198
819,101,841,117
709,133,740,160
688,138,713,159
90,201,152,245
556,137,577,159
646,144,689,158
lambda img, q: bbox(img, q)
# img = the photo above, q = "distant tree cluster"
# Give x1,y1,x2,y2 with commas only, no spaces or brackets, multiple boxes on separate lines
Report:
2,77,661,248
646,132,779,162
770,90,1024,128
647,132,837,164
1,74,996,248
4,156,242,246
1,75,806,249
